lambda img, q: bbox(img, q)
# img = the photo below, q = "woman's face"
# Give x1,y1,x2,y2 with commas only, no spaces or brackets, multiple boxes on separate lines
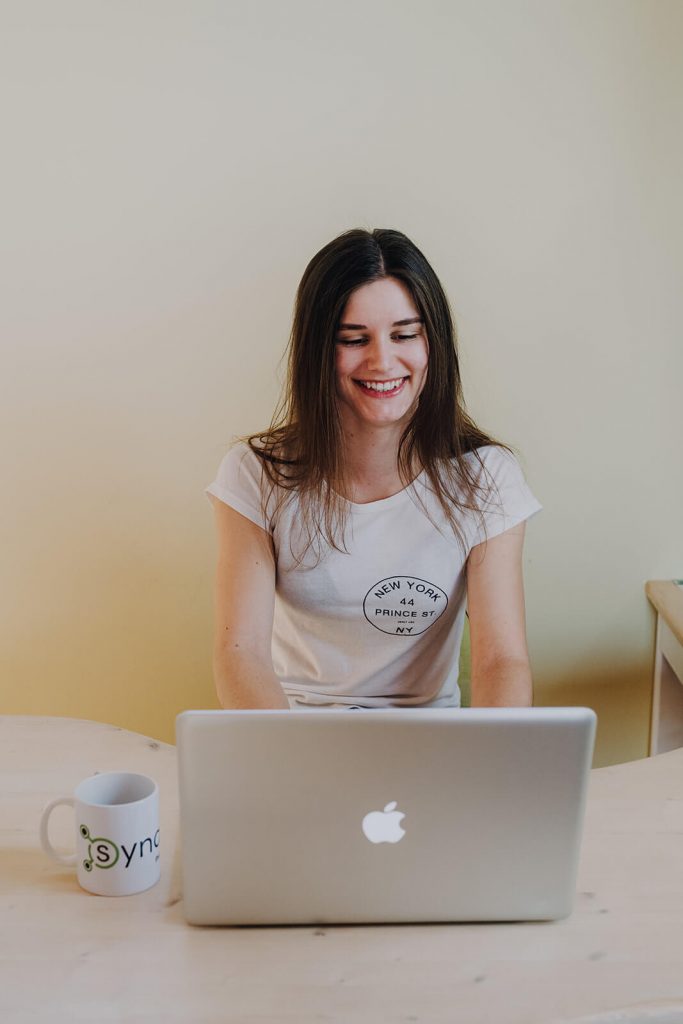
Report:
334,277,429,435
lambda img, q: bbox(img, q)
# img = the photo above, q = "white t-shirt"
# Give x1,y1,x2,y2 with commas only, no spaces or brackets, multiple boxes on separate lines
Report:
206,443,542,709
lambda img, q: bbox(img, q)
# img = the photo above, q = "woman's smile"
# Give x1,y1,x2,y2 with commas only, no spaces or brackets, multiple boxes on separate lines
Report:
335,277,428,430
353,376,409,396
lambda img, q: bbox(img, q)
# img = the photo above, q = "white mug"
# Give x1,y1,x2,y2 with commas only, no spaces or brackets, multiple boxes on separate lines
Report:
40,771,160,896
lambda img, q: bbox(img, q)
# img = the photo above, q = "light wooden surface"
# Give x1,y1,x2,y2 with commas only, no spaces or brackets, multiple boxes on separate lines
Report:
2,715,683,1024
646,581,683,756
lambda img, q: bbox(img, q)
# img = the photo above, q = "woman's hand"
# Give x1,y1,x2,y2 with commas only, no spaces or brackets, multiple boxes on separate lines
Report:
465,521,533,707
211,499,289,709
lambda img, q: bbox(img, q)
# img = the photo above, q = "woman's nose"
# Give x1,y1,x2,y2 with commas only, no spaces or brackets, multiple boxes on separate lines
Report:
364,337,393,371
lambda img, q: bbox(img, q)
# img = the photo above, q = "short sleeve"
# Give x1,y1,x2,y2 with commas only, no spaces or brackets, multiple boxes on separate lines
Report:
468,446,542,547
205,443,271,532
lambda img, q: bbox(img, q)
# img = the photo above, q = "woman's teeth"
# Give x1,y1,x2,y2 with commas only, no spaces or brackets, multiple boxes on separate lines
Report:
357,378,405,392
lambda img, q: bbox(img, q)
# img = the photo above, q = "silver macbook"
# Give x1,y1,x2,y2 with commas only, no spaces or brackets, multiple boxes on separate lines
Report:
176,707,596,926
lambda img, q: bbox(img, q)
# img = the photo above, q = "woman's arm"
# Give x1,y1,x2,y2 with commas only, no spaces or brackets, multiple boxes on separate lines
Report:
465,521,533,707
211,498,289,709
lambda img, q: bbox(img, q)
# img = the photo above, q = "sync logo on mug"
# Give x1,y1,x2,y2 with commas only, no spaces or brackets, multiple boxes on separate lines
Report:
80,824,160,872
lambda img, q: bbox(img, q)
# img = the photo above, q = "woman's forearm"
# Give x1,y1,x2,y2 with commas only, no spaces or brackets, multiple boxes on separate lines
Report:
469,655,533,707
213,648,290,709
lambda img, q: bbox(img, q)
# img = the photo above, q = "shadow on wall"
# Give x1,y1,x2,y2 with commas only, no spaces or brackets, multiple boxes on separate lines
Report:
2,524,217,746
459,624,650,768
537,662,652,768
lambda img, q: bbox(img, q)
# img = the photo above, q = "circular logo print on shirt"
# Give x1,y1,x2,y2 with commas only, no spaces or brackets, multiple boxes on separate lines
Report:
363,576,448,636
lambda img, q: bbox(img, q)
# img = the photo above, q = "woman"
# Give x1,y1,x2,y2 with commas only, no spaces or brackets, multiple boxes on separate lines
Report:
206,228,542,710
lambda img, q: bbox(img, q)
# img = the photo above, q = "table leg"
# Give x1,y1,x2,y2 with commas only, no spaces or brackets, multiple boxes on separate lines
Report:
649,615,683,755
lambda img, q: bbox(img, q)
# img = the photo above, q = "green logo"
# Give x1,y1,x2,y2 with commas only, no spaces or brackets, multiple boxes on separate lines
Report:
80,824,120,872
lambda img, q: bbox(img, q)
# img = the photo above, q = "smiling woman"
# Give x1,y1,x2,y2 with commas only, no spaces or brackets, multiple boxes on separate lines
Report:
206,228,542,711
334,279,429,440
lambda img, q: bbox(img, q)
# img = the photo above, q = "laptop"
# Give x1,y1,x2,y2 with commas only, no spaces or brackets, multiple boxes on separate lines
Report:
176,706,596,926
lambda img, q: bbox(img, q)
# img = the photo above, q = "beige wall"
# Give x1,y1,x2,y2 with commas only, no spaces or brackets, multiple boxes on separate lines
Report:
2,1,681,766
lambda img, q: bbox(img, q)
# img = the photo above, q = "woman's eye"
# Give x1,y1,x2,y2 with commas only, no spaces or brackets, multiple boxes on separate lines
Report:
336,333,418,346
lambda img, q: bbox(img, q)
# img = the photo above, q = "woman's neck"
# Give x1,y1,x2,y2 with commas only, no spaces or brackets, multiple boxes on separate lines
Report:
339,422,419,504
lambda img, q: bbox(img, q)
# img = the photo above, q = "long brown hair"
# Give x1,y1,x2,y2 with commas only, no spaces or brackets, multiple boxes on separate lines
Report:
245,227,509,560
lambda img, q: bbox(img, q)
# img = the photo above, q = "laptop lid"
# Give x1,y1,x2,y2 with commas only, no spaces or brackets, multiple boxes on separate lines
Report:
176,707,596,926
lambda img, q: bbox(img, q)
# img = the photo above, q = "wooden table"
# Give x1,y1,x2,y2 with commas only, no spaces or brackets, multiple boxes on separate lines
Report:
2,715,683,1024
646,580,683,756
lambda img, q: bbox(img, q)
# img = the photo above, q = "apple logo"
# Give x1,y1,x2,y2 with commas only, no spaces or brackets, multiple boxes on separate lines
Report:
361,801,406,844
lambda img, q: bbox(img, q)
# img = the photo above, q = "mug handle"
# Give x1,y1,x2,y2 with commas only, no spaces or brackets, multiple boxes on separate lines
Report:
39,797,77,865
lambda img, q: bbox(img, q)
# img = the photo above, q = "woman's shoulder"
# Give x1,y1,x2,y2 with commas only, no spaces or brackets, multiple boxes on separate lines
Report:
461,444,524,483
206,439,267,509
218,434,292,468
206,437,298,534
213,438,266,480
460,444,542,525
448,444,540,515
463,442,515,464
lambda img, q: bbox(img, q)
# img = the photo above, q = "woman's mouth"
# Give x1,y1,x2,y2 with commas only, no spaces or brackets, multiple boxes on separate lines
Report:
353,377,408,398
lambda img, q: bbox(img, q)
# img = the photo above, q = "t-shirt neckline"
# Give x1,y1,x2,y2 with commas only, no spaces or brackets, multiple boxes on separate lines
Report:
342,472,427,514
